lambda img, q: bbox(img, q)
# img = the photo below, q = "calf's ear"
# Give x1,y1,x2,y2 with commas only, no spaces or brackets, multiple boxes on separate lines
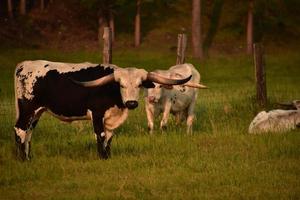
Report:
142,80,155,88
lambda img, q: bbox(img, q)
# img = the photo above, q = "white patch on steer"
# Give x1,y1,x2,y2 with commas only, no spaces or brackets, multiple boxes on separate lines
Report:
103,105,129,131
14,127,27,143
87,109,93,121
101,132,105,137
15,60,118,100
103,130,113,147
34,107,45,115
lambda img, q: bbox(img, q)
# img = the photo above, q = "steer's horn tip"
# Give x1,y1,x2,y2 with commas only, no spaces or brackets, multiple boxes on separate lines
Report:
198,83,208,89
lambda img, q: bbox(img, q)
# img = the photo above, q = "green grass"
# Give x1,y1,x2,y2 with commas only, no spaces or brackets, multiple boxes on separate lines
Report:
0,48,299,199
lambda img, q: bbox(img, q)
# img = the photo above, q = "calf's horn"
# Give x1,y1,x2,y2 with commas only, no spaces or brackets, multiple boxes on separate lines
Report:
73,73,115,87
147,72,191,85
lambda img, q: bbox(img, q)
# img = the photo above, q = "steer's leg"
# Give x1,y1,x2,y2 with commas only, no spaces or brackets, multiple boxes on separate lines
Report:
14,103,43,161
92,114,109,159
160,99,172,130
186,93,197,134
103,130,114,158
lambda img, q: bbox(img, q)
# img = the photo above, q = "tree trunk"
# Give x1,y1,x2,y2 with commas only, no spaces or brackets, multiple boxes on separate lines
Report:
102,27,112,64
40,0,45,11
192,0,204,59
98,16,108,42
109,12,115,43
203,0,224,56
134,0,141,47
7,0,13,18
246,0,254,54
20,0,26,15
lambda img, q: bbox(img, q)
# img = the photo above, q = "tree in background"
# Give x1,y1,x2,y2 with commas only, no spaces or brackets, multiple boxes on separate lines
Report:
40,0,45,11
7,0,13,18
192,0,204,59
109,11,115,42
135,0,141,47
20,0,26,15
203,0,224,56
82,0,115,43
247,0,254,54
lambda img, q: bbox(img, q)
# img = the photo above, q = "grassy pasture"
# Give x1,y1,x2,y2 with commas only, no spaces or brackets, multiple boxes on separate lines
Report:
0,48,299,199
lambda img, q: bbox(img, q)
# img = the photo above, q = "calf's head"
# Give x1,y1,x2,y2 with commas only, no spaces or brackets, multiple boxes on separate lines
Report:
75,67,192,109
146,74,208,104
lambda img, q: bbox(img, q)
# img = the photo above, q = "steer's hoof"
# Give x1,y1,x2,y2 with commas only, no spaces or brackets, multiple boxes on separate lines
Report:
99,154,109,160
15,150,29,161
160,125,167,131
99,149,111,160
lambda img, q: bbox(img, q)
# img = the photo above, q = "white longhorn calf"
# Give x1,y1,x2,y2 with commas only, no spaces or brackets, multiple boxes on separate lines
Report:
144,63,207,134
249,100,300,134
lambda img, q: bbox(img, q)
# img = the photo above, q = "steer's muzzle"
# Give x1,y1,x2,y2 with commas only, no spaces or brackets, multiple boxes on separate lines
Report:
125,101,138,109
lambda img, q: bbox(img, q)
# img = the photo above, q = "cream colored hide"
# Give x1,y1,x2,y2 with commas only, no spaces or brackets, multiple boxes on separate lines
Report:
144,63,206,134
114,68,148,104
249,100,300,134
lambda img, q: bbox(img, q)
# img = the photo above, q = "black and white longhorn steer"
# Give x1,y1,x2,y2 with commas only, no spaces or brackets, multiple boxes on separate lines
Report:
14,60,191,160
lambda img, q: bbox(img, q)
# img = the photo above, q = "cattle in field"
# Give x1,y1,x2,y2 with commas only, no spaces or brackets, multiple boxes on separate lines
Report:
14,60,191,160
144,63,207,134
249,100,300,134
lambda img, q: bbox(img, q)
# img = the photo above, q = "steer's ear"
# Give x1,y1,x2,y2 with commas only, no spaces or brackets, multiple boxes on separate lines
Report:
142,80,155,88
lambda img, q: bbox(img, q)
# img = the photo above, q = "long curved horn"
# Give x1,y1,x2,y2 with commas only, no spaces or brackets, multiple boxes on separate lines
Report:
183,82,208,89
277,100,300,110
147,72,191,85
72,73,115,87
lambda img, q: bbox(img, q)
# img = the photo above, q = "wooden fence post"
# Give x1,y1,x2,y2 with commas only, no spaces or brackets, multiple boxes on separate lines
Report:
102,27,112,64
253,43,267,107
176,33,187,64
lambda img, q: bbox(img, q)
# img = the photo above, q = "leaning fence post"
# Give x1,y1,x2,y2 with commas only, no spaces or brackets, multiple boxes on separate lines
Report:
253,43,267,107
102,27,112,64
176,33,187,64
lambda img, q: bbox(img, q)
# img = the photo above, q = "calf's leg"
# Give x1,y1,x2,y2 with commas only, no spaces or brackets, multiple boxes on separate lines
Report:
145,101,155,133
186,93,197,134
160,99,172,130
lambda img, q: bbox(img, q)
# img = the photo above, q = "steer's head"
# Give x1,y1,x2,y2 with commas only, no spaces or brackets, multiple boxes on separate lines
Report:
74,67,192,109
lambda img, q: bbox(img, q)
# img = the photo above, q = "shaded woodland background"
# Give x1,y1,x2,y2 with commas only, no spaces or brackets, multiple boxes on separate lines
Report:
1,0,300,55
0,2,300,199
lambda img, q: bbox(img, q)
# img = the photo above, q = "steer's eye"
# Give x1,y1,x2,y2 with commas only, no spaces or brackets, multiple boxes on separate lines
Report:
138,84,142,88
120,84,125,88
